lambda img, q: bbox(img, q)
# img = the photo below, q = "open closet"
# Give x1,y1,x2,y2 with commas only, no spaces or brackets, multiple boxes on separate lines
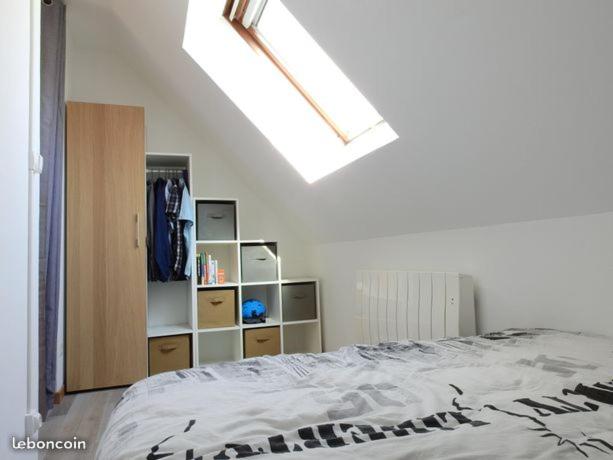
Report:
145,153,196,375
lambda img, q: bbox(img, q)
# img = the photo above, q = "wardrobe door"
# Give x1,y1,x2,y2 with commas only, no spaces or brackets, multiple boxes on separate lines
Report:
66,102,147,392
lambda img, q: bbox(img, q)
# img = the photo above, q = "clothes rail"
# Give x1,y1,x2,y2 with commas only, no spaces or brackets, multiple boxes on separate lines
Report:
146,168,186,173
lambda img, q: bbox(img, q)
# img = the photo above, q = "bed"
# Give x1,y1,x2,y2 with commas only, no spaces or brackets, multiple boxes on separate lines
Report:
97,328,613,459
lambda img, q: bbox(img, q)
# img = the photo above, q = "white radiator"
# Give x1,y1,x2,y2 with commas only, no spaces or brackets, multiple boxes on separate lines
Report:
356,271,475,345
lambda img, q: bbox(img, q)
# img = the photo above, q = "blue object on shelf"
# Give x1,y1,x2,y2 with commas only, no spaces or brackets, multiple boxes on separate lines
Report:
242,298,267,324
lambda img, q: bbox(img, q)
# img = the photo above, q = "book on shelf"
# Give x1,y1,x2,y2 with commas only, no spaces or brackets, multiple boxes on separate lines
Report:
196,251,223,286
196,254,201,283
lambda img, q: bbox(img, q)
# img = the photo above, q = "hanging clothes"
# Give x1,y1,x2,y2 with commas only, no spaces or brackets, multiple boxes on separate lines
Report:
179,180,194,278
147,172,192,282
166,178,184,280
154,177,171,282
146,181,158,281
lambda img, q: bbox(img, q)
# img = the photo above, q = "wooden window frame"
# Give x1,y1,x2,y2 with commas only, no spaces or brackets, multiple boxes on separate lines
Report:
223,0,350,144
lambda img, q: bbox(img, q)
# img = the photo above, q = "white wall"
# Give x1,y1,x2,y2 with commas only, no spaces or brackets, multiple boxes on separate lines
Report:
314,212,613,352
0,0,35,457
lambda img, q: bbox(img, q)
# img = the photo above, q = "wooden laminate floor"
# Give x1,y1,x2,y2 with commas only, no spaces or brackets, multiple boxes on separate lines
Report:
37,388,124,460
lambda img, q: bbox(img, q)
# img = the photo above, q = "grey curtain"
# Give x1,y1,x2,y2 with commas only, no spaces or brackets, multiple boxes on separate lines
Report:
40,0,65,416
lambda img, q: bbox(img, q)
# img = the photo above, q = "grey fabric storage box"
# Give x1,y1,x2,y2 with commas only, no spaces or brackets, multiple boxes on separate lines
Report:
196,201,236,241
282,282,317,322
241,243,278,283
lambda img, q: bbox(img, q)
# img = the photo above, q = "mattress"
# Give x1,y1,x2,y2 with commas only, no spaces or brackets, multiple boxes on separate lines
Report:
97,329,613,459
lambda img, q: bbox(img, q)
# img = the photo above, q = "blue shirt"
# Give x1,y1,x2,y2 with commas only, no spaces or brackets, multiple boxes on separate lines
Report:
179,182,194,277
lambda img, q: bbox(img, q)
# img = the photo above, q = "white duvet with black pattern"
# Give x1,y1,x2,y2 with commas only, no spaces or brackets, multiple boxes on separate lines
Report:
97,329,613,459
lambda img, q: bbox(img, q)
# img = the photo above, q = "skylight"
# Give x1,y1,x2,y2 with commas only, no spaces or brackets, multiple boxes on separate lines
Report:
184,0,398,183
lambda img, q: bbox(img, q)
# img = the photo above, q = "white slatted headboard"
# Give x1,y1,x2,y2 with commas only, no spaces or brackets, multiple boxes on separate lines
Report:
356,271,475,345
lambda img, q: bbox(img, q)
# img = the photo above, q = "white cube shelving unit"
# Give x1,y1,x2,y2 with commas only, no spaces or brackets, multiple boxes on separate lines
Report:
145,153,322,372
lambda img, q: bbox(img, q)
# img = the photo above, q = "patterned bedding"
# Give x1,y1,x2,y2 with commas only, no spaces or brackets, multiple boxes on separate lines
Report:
96,329,613,459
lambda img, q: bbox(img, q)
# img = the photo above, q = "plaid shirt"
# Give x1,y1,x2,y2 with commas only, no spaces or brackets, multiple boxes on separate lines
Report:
165,181,186,279
173,220,184,277
165,181,180,220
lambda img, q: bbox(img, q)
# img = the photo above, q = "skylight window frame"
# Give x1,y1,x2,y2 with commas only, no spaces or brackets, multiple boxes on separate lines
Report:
223,0,351,144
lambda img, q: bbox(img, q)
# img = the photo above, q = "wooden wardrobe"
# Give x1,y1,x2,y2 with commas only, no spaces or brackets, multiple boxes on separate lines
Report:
66,102,147,392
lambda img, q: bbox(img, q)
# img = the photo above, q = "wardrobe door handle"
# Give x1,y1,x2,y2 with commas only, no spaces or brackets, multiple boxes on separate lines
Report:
135,213,140,248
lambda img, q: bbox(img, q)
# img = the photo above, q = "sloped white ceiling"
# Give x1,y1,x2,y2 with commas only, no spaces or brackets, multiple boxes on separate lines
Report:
67,0,613,243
